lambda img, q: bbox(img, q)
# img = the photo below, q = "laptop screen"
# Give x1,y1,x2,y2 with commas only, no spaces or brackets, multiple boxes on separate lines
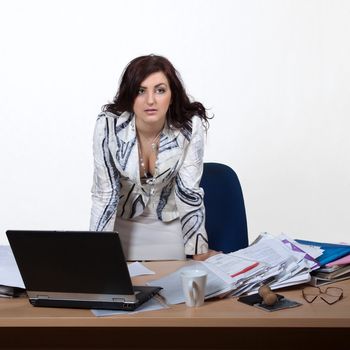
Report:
6,230,134,295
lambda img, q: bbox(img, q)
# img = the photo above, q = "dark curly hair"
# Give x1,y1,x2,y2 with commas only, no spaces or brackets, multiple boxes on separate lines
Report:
102,54,210,130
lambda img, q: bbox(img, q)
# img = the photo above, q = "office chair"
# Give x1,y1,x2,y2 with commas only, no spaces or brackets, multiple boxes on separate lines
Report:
200,162,249,253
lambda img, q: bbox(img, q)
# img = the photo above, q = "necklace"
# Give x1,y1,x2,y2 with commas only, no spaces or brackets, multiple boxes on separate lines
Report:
137,131,162,181
138,146,149,179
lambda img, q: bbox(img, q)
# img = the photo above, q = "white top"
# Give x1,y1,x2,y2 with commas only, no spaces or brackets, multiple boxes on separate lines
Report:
115,206,186,261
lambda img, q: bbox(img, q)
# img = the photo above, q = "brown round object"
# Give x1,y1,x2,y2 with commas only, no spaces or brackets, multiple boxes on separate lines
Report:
258,285,271,297
263,292,278,306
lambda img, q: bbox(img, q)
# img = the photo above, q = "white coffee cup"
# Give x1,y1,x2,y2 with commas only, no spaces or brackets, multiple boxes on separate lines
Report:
181,269,207,307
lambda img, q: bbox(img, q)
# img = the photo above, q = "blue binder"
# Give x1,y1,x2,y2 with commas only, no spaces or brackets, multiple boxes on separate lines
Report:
296,239,350,266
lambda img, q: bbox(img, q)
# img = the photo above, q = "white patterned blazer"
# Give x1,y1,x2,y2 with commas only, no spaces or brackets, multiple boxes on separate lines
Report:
89,111,208,255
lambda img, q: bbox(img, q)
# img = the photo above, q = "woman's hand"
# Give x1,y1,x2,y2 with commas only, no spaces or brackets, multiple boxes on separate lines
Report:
192,249,222,261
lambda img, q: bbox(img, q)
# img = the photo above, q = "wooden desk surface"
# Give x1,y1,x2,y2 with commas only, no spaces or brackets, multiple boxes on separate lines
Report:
1,261,349,349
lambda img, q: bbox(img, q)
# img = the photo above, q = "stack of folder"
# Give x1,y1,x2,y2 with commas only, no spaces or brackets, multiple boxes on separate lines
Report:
295,239,350,286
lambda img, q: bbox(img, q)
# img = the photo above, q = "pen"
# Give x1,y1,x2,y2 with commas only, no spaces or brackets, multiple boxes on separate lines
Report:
230,262,260,278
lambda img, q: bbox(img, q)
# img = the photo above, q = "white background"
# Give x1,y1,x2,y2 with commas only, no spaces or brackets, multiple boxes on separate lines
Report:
1,0,349,245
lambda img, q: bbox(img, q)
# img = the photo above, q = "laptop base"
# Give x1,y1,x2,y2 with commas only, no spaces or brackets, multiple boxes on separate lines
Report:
29,286,162,311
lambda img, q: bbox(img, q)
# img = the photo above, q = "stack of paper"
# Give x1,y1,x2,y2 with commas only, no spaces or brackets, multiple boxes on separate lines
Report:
295,239,350,286
204,232,320,296
149,233,321,304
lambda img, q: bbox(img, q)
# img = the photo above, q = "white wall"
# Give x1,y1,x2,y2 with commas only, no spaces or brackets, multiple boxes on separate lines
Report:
1,0,349,245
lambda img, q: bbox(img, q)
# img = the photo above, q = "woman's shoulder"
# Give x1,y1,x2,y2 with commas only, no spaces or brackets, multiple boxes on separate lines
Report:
176,115,205,143
186,115,206,135
190,115,205,127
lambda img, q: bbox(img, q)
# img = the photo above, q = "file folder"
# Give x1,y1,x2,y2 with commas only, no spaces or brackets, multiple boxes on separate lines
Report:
296,239,350,266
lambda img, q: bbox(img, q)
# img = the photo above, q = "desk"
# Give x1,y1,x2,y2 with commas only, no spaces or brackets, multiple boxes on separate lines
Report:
0,261,349,349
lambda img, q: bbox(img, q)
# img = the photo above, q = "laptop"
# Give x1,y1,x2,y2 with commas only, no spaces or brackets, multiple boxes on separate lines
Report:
6,230,162,311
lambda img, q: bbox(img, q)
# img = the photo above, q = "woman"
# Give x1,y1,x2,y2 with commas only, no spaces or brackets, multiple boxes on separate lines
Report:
90,54,216,261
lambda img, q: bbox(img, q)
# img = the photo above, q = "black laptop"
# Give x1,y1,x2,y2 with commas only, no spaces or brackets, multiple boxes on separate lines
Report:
6,230,162,311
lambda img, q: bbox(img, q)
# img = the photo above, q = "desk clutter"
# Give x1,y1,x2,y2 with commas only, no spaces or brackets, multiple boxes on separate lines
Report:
1,233,349,315
149,232,350,305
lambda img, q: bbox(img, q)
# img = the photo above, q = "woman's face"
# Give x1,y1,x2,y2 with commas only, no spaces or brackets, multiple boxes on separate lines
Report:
133,71,172,129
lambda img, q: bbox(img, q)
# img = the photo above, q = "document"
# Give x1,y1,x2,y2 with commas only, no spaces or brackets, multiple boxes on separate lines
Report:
91,296,168,317
279,233,320,270
204,254,265,285
0,245,25,289
128,262,155,277
147,261,232,304
233,237,290,267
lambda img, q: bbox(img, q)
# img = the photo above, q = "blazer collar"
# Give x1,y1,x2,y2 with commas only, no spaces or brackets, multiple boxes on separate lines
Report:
115,112,182,143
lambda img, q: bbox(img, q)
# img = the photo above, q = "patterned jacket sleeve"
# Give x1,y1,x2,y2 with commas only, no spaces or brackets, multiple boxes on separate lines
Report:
89,115,120,231
174,116,209,255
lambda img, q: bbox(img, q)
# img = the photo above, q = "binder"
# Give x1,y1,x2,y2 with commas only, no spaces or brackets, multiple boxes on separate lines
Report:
310,265,350,286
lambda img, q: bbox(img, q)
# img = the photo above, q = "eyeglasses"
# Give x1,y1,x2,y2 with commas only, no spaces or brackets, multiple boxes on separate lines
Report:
302,286,343,305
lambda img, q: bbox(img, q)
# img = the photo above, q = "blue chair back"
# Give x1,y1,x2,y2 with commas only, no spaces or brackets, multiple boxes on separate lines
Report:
200,162,249,253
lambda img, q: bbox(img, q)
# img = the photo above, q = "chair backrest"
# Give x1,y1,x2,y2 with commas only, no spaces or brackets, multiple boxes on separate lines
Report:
200,162,248,253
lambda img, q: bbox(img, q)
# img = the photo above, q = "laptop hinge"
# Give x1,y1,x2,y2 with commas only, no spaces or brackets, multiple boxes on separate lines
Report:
36,295,49,299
